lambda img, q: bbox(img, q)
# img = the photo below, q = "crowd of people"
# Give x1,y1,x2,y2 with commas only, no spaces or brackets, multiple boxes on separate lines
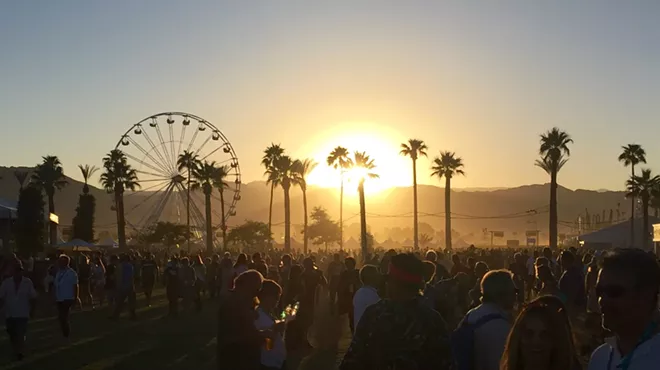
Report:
1,245,660,370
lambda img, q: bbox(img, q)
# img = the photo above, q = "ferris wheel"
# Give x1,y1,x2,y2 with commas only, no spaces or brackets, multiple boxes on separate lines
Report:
115,112,241,240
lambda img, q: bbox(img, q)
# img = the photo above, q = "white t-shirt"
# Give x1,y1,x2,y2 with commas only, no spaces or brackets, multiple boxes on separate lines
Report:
54,268,79,302
587,333,660,370
353,286,380,328
0,277,37,318
254,307,286,368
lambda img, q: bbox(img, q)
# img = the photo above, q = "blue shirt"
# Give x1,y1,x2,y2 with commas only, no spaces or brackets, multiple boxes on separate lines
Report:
119,262,134,291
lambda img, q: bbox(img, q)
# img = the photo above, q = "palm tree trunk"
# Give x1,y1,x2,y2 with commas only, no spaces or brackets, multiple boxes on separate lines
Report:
359,180,368,262
630,166,635,247
220,189,226,249
116,188,127,249
642,196,649,250
268,182,274,247
550,170,558,249
284,185,291,252
339,174,344,251
444,177,452,250
303,187,309,254
186,171,191,253
412,158,419,250
48,194,56,245
205,189,213,254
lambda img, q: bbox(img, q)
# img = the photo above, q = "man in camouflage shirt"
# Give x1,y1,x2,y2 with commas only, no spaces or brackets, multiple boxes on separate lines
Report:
340,253,454,370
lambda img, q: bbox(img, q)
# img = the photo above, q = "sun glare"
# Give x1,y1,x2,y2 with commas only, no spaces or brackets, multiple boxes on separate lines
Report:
301,123,412,197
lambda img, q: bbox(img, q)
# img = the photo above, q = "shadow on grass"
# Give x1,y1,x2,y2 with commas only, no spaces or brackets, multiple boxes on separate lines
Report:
1,291,219,370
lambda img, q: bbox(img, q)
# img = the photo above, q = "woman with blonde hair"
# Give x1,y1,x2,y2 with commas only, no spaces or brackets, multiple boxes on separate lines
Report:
500,295,581,370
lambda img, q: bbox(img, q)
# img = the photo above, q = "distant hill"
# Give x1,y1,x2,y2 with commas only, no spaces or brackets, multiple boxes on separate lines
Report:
0,166,630,244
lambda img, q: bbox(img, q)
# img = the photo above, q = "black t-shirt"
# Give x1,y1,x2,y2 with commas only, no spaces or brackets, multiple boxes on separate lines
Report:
141,260,157,280
217,294,261,370
105,264,116,289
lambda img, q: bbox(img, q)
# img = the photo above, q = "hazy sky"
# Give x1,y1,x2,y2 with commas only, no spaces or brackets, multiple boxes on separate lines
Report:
2,1,659,191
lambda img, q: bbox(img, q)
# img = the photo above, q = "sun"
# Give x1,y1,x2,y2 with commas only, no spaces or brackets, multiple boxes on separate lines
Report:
300,123,412,197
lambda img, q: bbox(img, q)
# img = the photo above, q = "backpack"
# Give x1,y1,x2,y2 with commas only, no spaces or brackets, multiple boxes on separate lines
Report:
451,313,504,370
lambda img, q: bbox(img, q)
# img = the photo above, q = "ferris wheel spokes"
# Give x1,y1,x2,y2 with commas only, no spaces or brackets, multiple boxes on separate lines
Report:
138,126,175,175
153,122,176,173
125,181,172,216
143,182,176,227
176,121,188,161
125,136,172,175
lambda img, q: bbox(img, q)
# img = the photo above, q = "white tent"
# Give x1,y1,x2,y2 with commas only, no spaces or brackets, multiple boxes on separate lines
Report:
97,238,119,248
0,198,17,220
579,216,660,250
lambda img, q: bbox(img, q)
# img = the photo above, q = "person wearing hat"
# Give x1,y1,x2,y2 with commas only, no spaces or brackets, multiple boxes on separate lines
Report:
0,261,37,361
340,253,454,370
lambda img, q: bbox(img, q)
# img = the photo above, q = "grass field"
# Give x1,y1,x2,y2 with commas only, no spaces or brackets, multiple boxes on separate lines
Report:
0,289,351,370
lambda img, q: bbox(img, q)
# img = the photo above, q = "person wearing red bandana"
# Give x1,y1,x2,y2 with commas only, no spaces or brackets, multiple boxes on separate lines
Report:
340,253,454,370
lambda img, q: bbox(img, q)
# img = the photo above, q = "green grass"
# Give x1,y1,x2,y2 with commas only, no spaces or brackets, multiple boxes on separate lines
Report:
0,289,350,370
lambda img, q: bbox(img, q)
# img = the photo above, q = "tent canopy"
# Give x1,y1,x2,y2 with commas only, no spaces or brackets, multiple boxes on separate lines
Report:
579,216,660,249
0,198,17,220
57,239,95,247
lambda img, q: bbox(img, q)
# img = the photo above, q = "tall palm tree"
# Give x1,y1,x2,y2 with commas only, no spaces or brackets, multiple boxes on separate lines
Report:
262,144,284,246
619,144,647,246
271,155,296,252
177,150,199,251
191,160,219,254
327,146,353,250
352,151,378,261
214,165,230,249
650,186,660,218
32,156,68,245
292,158,318,254
626,169,660,250
14,170,29,191
431,151,465,250
100,149,140,249
78,164,99,195
400,139,428,250
537,128,573,249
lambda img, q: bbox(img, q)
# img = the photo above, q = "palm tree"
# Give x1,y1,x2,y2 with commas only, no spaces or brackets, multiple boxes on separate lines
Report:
400,139,428,250
651,186,660,218
327,146,353,250
262,144,284,246
191,160,219,254
214,165,230,249
100,149,140,249
78,165,99,195
177,150,199,252
626,169,660,250
271,155,296,252
32,156,68,245
352,151,378,261
537,128,573,249
619,144,647,246
14,170,29,192
292,158,318,254
431,151,465,250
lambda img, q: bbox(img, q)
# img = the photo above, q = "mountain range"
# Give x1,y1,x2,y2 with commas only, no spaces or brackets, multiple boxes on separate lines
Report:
0,165,630,244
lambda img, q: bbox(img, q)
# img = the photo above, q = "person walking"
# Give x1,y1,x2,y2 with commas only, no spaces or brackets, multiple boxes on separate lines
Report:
53,255,80,341
141,254,158,307
455,269,516,370
352,264,381,329
501,295,581,370
111,254,136,320
0,262,37,361
587,249,660,370
164,257,180,317
340,253,454,370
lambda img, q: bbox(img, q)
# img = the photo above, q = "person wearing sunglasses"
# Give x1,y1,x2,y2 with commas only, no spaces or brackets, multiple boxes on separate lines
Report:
587,248,660,370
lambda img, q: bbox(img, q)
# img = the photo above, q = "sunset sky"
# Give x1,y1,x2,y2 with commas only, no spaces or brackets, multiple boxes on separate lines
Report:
1,2,659,192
